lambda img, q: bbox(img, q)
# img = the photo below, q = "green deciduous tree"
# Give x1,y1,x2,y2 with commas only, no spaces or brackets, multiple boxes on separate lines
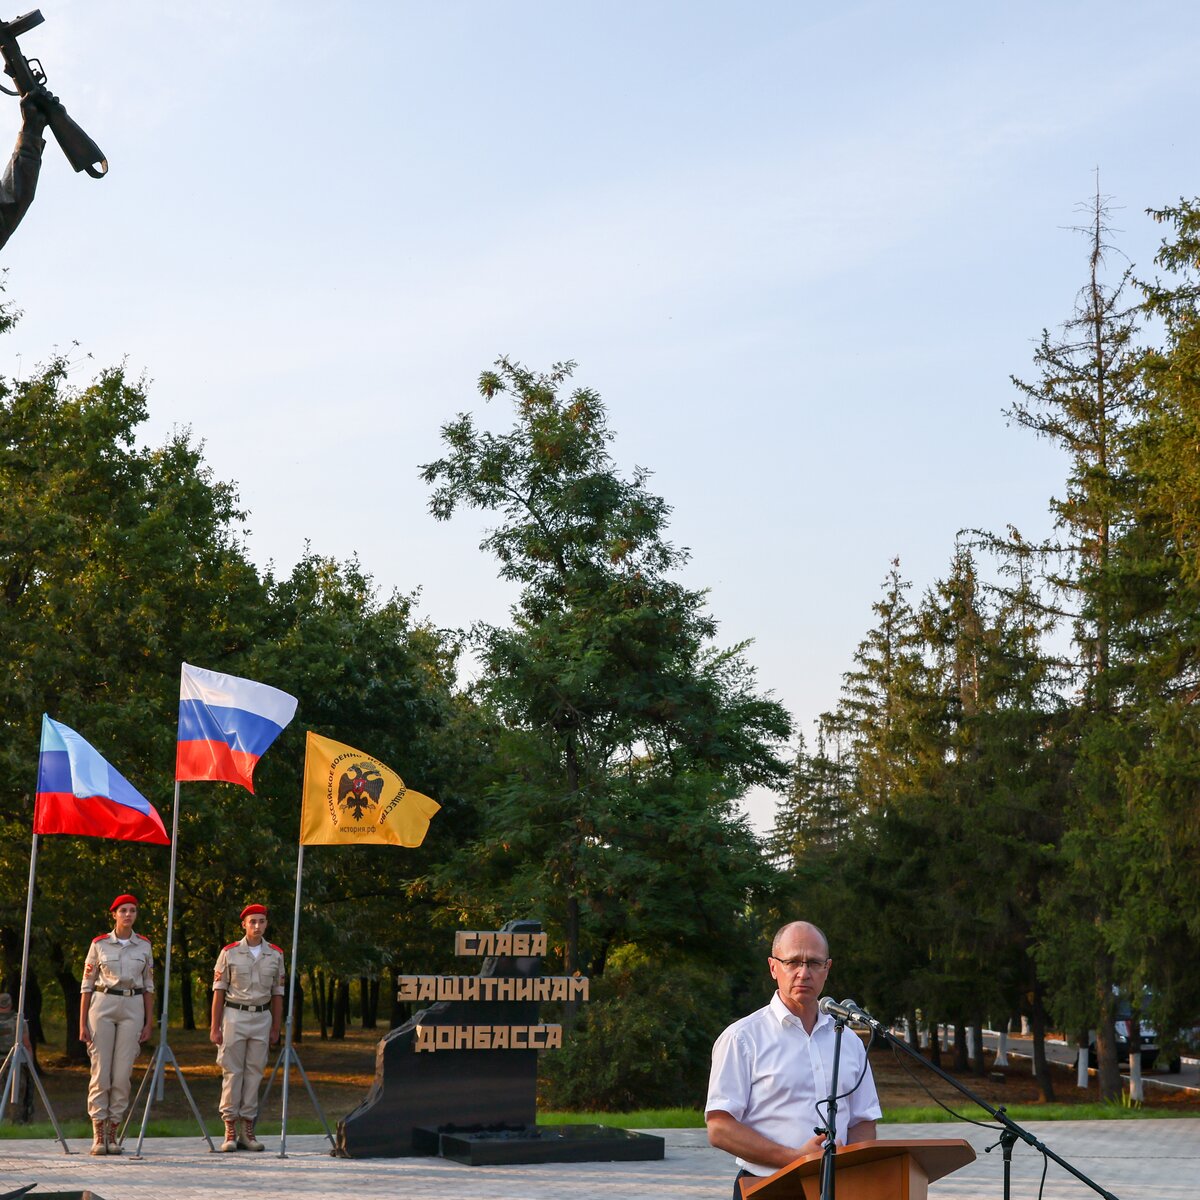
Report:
0,299,473,1051
0,319,266,1054
421,359,791,1087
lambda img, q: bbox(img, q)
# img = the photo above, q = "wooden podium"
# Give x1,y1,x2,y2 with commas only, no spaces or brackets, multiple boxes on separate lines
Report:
740,1139,976,1200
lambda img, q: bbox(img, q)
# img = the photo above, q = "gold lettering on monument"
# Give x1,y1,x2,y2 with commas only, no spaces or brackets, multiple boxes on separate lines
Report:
401,929,584,1054
414,1024,564,1053
454,931,549,957
397,974,590,1003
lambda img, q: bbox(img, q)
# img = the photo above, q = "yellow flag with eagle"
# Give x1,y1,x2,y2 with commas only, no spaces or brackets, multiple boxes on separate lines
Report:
300,731,440,847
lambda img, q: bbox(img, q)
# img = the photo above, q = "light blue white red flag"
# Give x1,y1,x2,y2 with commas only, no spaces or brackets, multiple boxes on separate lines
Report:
35,715,170,845
176,662,298,793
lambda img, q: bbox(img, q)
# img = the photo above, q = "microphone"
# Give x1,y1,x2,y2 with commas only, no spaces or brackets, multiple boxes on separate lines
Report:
818,996,879,1028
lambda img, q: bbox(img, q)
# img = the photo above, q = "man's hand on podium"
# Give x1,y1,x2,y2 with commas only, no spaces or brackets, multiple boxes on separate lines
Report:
799,1132,843,1158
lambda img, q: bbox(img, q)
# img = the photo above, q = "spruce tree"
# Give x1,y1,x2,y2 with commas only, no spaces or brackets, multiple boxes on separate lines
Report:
1007,189,1145,1099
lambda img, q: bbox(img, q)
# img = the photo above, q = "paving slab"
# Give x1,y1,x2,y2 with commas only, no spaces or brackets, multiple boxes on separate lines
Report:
0,1120,1193,1200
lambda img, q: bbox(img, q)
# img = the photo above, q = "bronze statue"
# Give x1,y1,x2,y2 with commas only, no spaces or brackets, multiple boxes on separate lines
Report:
0,9,106,251
0,86,51,250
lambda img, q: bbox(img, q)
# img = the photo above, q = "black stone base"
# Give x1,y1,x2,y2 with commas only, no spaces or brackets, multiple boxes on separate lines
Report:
415,1123,666,1166
0,1193,108,1200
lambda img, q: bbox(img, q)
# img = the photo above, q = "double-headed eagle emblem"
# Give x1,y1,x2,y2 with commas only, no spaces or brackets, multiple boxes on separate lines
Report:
337,762,385,822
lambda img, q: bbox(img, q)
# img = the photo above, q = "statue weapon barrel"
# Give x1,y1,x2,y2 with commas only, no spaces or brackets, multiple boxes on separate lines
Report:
0,9,107,178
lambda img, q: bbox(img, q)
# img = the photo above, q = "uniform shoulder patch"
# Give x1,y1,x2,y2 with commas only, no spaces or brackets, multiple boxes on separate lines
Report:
136,933,151,943
223,941,240,950
92,934,109,943
268,943,283,953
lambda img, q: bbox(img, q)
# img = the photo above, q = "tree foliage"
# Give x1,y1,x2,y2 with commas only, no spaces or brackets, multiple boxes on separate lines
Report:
421,359,791,983
0,298,472,1050
773,189,1200,1103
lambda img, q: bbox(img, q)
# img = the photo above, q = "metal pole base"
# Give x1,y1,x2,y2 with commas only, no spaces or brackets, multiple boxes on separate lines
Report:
129,1039,215,1157
261,1042,335,1158
0,1043,71,1154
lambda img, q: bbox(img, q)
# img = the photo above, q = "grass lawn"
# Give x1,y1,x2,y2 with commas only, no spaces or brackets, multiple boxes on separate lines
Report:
0,1116,333,1141
0,1021,1191,1139
536,1102,1195,1128
1,1103,1194,1140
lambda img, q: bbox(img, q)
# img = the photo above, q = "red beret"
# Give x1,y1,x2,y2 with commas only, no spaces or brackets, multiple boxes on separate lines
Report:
109,894,139,912
240,903,268,920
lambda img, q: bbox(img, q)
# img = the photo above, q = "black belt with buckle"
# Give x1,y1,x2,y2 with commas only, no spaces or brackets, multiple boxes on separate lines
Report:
94,986,144,996
224,1000,271,1013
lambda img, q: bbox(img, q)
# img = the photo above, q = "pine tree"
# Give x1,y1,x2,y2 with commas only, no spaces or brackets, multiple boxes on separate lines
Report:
1090,198,1200,1045
769,724,855,866
839,559,933,815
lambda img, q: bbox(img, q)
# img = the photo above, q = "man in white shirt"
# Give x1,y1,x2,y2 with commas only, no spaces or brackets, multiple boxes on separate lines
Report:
706,921,882,1197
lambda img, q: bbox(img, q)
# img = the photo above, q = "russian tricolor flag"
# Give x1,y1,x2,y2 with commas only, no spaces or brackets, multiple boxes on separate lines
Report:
35,715,170,845
176,663,298,793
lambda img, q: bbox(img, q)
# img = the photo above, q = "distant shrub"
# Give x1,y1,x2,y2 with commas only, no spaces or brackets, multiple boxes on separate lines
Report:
539,943,734,1111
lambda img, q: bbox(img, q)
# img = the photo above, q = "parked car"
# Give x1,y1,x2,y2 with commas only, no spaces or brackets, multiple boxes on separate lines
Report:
1088,997,1183,1073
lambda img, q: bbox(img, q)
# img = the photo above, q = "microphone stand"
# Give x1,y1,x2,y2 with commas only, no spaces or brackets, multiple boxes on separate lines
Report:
854,1009,1120,1200
818,1015,846,1200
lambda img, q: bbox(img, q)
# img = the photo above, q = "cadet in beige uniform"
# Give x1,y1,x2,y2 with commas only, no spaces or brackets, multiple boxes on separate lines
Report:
79,894,155,1156
210,903,284,1152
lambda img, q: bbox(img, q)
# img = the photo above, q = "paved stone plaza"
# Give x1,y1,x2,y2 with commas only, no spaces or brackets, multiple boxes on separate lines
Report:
0,1120,1194,1199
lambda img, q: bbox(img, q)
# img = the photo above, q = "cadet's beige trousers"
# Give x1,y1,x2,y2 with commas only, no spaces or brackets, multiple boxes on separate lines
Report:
86,992,143,1121
217,1006,272,1120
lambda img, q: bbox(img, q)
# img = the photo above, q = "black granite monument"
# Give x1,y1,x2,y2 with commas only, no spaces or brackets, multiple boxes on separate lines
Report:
336,918,664,1165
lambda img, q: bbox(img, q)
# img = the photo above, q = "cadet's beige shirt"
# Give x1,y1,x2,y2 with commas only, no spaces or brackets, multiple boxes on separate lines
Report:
212,938,285,1005
81,932,155,994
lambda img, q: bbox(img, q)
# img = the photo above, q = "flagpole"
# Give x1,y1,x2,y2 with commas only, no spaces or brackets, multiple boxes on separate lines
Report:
271,733,333,1155
155,780,181,1098
131,780,214,1156
266,864,334,1153
278,840,304,1158
10,832,36,1108
1,831,71,1152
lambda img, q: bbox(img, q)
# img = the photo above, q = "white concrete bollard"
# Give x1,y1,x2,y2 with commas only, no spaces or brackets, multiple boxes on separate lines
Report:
994,1030,1009,1067
1076,1047,1089,1089
1129,1053,1144,1103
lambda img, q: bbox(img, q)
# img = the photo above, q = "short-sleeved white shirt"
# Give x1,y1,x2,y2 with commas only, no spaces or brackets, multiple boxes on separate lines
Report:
705,992,883,1176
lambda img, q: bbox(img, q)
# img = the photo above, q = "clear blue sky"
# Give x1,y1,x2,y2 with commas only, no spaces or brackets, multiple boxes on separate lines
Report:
4,1,1198,829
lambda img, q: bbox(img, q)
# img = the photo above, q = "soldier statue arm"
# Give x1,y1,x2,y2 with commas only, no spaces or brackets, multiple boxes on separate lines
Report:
0,87,55,250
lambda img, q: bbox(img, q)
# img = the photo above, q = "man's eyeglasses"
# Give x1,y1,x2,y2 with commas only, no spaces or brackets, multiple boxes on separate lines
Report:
770,956,830,973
